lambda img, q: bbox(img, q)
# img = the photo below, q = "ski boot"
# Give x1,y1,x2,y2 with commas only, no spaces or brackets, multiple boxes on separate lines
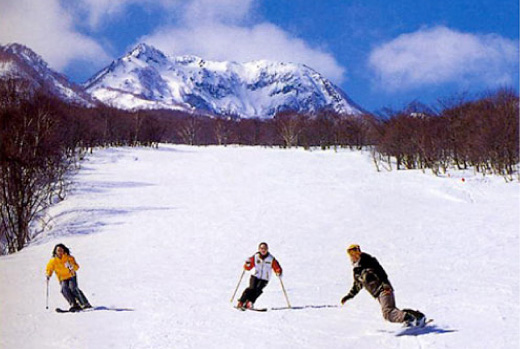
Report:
236,301,246,311
81,302,93,309
403,309,426,327
69,305,82,312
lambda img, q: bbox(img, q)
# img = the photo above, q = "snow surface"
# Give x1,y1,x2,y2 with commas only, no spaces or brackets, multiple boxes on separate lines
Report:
0,145,518,349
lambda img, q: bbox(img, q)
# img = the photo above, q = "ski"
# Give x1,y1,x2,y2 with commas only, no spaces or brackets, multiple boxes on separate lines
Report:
55,307,95,313
234,306,267,312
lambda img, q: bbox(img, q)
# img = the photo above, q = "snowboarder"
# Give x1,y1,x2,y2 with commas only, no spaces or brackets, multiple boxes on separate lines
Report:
46,243,92,312
340,244,425,327
237,242,283,310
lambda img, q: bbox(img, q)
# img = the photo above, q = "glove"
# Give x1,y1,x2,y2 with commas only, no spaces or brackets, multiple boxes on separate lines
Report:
381,284,392,295
46,275,50,281
341,294,352,305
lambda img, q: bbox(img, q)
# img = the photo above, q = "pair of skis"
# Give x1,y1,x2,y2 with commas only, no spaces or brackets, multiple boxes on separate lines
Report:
230,270,291,309
234,306,268,312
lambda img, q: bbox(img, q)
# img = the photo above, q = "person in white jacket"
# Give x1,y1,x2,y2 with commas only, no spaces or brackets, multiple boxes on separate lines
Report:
237,242,282,310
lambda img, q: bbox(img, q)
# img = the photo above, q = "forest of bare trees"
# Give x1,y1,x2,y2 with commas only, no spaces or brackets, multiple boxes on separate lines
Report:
0,78,518,254
372,89,519,181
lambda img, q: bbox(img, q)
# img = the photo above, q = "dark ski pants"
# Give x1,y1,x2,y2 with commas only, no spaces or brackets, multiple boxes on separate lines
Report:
61,276,90,308
239,276,268,304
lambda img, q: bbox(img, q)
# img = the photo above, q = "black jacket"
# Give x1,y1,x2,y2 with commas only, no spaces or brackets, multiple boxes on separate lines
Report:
346,252,392,299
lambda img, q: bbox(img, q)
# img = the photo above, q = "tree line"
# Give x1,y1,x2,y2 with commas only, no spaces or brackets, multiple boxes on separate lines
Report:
0,78,518,254
372,89,519,181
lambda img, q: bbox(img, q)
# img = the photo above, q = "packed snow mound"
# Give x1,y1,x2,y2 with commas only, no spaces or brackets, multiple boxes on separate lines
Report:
0,43,93,106
0,146,518,349
85,43,363,118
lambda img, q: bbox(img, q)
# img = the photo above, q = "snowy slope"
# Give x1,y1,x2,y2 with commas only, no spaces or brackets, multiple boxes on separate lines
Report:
0,44,93,106
85,43,363,118
0,146,518,349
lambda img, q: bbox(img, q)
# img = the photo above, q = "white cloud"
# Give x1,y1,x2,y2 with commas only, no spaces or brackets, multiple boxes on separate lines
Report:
0,0,345,82
369,26,519,91
137,0,346,83
0,0,109,71
141,23,345,82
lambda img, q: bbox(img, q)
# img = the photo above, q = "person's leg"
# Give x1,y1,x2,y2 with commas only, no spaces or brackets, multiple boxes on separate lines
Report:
238,276,258,304
249,279,268,304
68,276,91,308
61,279,79,308
76,290,91,308
378,290,406,323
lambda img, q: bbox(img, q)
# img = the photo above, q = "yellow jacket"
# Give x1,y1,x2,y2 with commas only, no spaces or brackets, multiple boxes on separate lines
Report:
46,254,79,282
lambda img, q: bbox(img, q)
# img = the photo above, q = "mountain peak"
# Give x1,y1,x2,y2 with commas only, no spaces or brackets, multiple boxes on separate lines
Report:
1,43,48,69
127,43,167,63
0,43,93,106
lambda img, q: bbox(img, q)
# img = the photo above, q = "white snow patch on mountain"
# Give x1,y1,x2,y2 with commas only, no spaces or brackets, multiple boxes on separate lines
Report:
85,43,363,118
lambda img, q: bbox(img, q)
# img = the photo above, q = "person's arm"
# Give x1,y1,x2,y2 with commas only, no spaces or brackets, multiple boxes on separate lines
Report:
45,259,55,279
65,256,79,277
69,256,80,271
272,258,282,276
341,272,363,304
244,256,255,271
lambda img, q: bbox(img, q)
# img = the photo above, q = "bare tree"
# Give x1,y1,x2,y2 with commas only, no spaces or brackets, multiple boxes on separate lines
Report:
274,111,304,148
0,89,73,253
177,114,202,145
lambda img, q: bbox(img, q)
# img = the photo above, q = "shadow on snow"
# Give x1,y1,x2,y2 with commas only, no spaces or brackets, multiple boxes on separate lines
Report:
270,304,339,311
392,324,457,337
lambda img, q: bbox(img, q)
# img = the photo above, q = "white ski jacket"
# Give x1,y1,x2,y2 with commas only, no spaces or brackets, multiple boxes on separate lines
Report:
244,252,282,281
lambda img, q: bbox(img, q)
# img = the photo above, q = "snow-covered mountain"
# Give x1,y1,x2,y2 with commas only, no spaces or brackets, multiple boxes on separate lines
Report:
85,43,363,118
0,44,93,106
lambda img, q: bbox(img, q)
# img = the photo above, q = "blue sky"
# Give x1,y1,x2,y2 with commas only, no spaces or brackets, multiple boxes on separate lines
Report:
1,0,518,112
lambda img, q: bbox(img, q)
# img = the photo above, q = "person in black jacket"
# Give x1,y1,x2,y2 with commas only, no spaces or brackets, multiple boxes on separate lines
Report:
340,244,425,326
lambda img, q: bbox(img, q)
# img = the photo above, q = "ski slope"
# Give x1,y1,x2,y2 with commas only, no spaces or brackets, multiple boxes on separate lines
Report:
0,145,518,349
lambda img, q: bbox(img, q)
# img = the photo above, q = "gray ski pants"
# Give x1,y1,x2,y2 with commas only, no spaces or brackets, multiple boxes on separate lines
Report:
60,276,89,307
377,290,406,323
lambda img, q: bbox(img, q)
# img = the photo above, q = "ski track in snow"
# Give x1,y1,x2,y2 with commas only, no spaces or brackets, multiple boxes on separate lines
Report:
0,145,518,349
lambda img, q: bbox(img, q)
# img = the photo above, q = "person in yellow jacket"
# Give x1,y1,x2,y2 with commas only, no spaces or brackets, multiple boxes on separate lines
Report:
46,243,91,312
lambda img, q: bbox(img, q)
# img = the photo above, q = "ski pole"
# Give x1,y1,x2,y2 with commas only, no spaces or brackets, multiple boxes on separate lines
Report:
46,277,49,310
230,270,245,303
278,275,291,308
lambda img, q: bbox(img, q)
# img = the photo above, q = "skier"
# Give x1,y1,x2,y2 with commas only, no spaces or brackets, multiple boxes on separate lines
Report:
46,243,92,312
340,244,426,327
237,242,282,310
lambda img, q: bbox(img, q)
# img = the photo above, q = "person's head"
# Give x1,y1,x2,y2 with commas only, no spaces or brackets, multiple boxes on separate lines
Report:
347,244,361,263
53,244,70,258
258,242,269,256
